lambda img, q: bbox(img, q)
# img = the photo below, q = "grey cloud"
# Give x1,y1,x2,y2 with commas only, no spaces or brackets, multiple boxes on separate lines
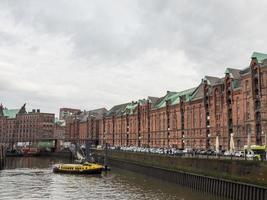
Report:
0,31,19,46
0,0,267,114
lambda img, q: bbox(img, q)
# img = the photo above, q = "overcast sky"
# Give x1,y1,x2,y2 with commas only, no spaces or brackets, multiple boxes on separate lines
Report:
0,0,267,116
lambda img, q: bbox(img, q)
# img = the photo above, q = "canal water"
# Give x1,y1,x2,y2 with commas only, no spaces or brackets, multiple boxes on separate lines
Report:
0,157,227,200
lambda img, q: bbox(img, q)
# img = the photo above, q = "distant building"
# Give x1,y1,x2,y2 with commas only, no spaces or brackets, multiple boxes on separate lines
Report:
0,104,55,144
65,108,107,144
53,118,66,139
59,108,81,120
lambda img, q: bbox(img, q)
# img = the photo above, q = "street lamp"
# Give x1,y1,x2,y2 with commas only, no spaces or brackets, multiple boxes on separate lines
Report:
138,136,142,147
263,130,267,160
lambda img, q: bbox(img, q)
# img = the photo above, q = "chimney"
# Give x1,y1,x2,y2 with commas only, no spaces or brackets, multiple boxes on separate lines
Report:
32,109,36,113
37,109,40,113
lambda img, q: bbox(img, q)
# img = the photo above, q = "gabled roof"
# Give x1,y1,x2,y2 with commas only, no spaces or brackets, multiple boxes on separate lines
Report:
106,96,165,116
147,96,160,107
78,111,89,122
153,87,196,109
190,75,224,101
18,103,27,114
89,108,107,119
106,103,129,117
251,52,267,63
154,91,176,109
203,76,222,85
240,52,267,75
240,67,250,75
123,102,138,115
78,107,107,122
225,68,241,79
190,84,204,101
173,87,196,104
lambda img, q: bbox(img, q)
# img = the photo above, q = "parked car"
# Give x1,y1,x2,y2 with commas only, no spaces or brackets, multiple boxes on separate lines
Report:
183,148,193,154
199,150,207,155
224,151,234,156
245,150,257,160
206,149,215,155
173,149,183,155
234,151,244,157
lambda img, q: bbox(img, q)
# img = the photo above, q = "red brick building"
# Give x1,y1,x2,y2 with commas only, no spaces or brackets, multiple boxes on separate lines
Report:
0,104,55,144
63,52,267,151
66,108,107,144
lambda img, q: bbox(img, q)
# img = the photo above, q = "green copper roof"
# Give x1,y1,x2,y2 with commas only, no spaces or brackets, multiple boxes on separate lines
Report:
54,118,66,126
154,91,176,109
154,87,196,109
225,68,230,74
3,109,20,118
123,102,138,115
251,52,267,63
106,103,129,117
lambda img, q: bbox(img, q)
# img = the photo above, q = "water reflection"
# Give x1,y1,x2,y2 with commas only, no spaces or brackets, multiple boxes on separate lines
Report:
4,156,70,169
0,157,228,200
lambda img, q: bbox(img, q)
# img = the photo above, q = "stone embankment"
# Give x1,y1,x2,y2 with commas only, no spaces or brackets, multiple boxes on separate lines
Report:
93,150,267,200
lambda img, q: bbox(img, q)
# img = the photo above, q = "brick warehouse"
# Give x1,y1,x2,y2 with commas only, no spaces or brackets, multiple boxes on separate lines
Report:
67,52,267,151
66,108,107,143
0,103,54,144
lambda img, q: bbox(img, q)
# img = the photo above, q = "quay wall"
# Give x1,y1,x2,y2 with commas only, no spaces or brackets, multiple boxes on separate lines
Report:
94,150,267,200
0,145,5,169
94,150,267,186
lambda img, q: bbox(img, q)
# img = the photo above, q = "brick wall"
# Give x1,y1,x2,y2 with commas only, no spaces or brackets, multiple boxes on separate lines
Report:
67,55,267,151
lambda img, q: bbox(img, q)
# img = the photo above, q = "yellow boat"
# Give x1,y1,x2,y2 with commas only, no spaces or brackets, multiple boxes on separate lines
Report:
53,162,104,174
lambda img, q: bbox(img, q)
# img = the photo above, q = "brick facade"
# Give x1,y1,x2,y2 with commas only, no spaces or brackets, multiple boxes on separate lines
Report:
64,52,267,151
0,104,54,144
65,108,107,144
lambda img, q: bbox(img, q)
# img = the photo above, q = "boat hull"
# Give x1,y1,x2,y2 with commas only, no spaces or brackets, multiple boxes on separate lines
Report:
53,168,102,174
